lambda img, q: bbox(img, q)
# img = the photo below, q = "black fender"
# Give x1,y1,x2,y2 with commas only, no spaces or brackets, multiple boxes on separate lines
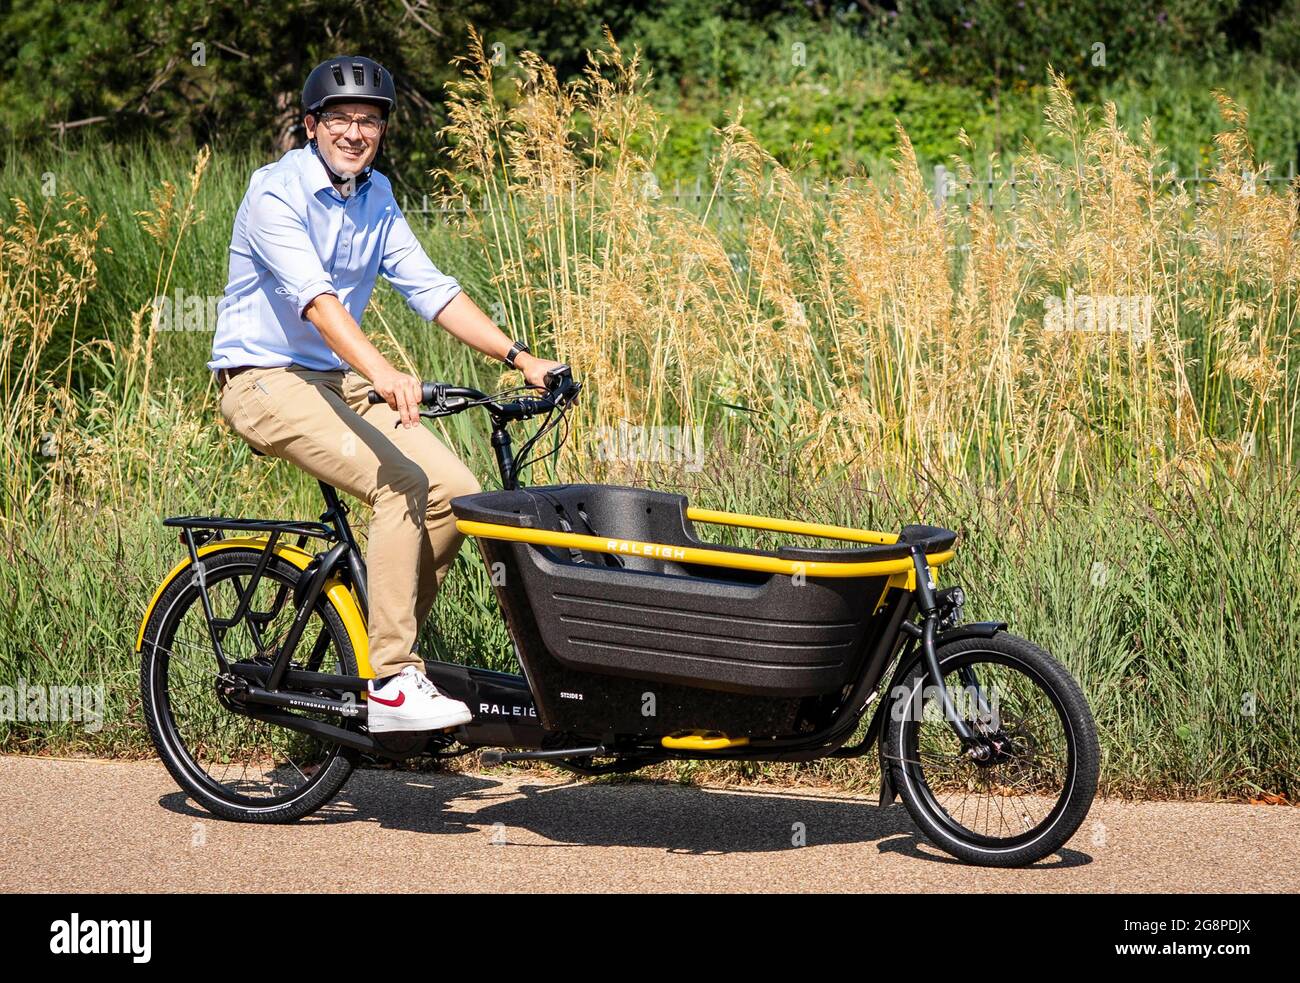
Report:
935,620,1008,646
872,621,1007,806
292,541,350,611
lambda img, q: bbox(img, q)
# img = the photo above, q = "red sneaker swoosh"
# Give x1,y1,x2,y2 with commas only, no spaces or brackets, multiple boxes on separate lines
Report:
368,691,405,707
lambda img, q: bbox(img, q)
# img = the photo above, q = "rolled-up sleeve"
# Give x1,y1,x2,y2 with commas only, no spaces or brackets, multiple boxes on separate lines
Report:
380,205,462,320
247,187,337,318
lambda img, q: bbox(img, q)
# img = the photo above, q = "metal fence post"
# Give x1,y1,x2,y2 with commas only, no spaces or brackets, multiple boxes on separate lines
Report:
933,164,947,211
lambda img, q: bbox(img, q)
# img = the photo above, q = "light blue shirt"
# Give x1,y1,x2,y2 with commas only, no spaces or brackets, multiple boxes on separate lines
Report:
208,144,461,372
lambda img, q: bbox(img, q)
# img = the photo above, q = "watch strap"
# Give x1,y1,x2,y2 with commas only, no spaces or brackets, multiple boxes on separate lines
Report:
505,340,530,367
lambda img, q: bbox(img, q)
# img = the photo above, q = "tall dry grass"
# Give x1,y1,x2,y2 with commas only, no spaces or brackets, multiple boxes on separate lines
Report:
438,34,1299,497
0,192,103,519
1,148,218,526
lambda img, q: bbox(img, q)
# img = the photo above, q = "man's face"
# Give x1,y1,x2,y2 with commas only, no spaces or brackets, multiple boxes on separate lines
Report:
305,100,386,180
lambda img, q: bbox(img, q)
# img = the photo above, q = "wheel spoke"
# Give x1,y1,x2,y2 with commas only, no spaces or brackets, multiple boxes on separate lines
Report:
899,649,1078,850
146,556,352,807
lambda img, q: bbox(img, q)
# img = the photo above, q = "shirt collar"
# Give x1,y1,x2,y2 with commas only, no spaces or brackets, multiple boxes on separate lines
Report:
302,142,374,201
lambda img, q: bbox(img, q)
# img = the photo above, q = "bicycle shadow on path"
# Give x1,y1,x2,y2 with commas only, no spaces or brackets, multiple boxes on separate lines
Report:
161,768,1093,867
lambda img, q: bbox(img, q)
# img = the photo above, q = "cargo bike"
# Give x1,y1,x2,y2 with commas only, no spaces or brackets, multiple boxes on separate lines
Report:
138,366,1099,867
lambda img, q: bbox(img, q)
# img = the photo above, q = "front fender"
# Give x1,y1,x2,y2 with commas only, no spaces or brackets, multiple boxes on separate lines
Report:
936,620,1008,645
878,621,1008,707
135,536,372,677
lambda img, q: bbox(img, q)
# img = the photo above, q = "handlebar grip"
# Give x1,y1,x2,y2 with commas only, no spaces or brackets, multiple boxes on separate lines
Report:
366,383,442,406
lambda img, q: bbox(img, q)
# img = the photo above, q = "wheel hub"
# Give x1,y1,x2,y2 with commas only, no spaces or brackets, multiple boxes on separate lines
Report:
214,672,249,712
964,730,1017,768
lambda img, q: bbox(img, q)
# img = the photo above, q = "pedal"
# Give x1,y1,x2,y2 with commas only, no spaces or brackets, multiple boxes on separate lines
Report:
660,730,750,751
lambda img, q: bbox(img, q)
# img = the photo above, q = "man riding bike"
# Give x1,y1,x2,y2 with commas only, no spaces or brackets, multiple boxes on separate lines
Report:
207,55,564,734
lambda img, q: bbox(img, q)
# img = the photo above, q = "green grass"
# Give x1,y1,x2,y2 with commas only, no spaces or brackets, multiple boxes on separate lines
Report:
648,34,1300,183
3,436,1296,800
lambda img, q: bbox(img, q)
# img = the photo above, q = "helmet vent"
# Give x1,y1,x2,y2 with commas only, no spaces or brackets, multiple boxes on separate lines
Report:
331,65,345,86
373,67,382,89
352,64,365,86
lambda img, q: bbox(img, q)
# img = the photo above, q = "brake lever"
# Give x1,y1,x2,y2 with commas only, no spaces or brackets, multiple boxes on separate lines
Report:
417,395,470,420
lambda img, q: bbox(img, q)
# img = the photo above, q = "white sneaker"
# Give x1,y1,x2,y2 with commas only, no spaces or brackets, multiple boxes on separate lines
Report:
366,666,473,733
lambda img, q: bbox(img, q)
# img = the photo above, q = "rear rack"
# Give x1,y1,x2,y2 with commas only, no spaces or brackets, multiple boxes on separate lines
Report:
162,516,338,541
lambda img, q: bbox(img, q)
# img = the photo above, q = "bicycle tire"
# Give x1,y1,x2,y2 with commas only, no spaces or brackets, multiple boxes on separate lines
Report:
883,632,1100,867
139,547,360,823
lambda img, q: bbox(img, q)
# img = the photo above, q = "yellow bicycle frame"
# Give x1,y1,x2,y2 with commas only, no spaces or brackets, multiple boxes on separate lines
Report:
455,504,953,613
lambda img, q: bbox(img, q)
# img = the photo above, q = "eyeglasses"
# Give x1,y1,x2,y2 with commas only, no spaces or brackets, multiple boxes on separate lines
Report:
315,111,385,137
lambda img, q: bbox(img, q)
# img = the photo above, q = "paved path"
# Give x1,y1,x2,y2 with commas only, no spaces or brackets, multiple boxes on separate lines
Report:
2,756,1296,892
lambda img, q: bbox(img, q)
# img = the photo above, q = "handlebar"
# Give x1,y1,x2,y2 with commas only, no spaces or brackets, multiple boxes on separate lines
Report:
365,364,581,424
364,365,579,490
364,381,445,406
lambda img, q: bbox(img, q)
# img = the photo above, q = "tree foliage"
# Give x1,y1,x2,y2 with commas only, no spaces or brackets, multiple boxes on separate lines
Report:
1,0,1295,184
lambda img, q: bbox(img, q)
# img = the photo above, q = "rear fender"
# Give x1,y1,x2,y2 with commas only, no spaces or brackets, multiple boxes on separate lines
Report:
135,536,372,677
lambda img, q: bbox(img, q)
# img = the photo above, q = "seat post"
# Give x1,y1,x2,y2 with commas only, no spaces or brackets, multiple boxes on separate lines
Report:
318,480,344,519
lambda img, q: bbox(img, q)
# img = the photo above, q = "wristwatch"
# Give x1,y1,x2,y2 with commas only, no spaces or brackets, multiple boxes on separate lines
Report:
504,339,530,368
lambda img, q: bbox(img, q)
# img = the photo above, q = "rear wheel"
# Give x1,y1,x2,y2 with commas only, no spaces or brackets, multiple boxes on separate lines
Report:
884,632,1099,867
139,547,360,823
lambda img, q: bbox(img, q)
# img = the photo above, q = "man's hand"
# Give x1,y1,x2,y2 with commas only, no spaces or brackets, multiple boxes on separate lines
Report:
428,294,566,391
370,368,425,428
516,353,568,391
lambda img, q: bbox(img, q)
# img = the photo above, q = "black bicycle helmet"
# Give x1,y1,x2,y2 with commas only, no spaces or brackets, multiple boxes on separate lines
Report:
302,56,396,118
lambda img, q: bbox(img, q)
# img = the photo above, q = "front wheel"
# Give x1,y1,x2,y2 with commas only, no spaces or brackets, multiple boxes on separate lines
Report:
883,632,1099,867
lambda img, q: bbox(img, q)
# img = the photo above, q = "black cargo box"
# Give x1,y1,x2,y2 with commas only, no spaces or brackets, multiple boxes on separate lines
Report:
450,483,924,738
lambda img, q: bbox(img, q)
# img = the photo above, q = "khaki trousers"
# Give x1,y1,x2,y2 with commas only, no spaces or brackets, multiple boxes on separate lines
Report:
217,365,482,677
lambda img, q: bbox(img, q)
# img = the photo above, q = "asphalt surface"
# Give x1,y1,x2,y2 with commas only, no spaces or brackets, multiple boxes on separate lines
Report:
2,755,1296,893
